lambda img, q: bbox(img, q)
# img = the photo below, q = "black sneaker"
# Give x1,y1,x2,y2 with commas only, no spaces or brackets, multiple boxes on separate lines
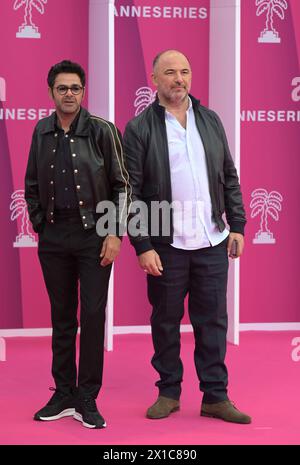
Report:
34,387,75,421
73,397,106,429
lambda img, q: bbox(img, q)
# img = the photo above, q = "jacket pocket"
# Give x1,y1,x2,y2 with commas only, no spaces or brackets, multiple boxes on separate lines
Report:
218,172,225,213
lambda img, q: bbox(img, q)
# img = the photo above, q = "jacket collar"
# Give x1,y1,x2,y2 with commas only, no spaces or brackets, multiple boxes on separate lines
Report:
40,107,90,136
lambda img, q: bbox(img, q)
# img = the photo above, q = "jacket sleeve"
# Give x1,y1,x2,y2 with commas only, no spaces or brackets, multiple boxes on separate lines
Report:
213,112,247,235
123,121,153,255
100,122,131,238
24,127,45,233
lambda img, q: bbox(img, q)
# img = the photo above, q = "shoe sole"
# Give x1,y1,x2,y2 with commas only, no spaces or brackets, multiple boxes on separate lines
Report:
201,411,251,424
73,412,107,429
36,408,75,421
146,406,180,419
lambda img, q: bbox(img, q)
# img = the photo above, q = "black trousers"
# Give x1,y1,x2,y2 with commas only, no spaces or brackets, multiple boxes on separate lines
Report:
147,239,229,403
38,216,112,399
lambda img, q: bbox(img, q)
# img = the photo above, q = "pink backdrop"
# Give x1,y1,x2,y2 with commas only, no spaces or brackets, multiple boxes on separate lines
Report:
240,0,300,323
0,0,89,328
114,0,210,326
1,0,299,329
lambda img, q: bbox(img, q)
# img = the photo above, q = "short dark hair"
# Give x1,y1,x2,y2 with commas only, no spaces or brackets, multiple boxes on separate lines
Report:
47,60,86,88
152,50,191,70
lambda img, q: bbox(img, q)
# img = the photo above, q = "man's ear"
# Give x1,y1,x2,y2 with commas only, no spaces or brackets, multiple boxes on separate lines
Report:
151,72,157,87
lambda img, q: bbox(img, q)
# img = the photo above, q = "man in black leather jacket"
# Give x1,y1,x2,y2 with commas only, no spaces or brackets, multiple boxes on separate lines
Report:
124,50,251,424
25,60,129,429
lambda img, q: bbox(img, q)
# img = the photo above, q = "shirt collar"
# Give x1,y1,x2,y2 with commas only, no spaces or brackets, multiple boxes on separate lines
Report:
165,97,193,119
55,108,81,133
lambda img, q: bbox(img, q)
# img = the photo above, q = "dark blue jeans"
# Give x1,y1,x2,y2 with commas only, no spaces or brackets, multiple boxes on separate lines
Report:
147,239,229,403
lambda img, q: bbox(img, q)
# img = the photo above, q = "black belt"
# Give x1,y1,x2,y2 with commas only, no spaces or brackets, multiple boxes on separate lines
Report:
54,209,81,222
54,209,80,216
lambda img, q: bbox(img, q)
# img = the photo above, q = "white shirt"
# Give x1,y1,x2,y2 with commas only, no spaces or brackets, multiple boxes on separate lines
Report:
165,98,229,250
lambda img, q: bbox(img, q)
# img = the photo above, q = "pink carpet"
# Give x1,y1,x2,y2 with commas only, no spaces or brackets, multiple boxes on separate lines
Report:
0,331,299,445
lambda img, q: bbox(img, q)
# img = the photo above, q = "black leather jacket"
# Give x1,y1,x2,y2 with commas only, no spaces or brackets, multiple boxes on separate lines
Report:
25,107,130,234
124,95,246,255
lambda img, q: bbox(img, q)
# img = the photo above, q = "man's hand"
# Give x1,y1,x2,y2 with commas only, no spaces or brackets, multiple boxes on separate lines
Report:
227,233,244,259
138,250,163,276
100,235,121,267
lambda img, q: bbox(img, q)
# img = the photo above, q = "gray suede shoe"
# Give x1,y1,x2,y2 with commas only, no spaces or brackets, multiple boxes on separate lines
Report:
201,400,251,424
146,396,180,419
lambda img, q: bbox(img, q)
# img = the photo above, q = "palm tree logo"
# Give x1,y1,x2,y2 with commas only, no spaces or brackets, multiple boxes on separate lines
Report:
134,87,156,116
250,188,283,244
256,0,288,44
10,190,37,247
14,0,47,39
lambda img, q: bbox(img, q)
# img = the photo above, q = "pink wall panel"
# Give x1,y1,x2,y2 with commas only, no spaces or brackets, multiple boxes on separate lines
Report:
0,0,89,328
114,0,210,326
